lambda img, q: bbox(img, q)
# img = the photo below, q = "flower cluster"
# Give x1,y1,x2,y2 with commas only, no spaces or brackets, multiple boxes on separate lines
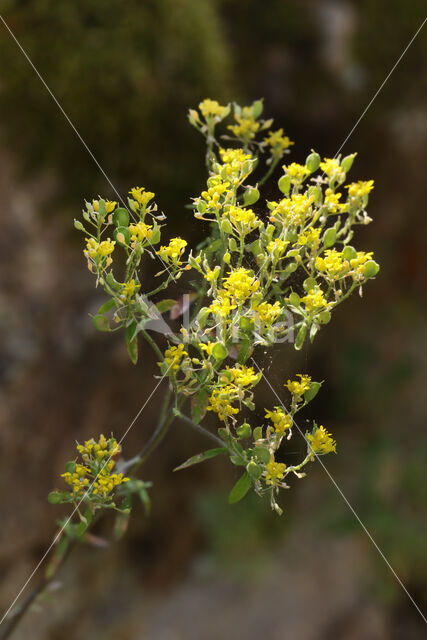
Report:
52,435,129,509
71,97,379,514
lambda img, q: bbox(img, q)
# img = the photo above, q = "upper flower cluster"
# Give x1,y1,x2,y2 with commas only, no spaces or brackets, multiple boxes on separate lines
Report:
74,98,378,513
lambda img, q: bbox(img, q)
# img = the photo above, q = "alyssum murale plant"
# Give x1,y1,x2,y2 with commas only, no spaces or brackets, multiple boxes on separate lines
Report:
51,97,379,526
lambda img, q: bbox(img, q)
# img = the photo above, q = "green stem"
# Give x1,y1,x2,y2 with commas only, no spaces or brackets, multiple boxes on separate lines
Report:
257,155,280,188
140,329,164,361
175,411,227,448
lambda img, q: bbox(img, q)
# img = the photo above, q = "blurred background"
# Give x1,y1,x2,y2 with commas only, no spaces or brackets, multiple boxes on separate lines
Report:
0,1,426,638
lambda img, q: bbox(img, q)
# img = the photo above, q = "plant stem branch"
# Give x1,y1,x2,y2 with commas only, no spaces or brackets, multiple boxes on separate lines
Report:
175,411,227,448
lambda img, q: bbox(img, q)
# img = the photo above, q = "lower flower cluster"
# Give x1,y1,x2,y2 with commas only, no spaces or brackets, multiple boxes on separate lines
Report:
50,435,129,509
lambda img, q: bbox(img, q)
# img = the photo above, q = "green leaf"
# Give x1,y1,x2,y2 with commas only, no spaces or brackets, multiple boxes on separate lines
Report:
237,339,252,364
112,208,129,227
191,390,209,424
254,445,270,464
92,314,111,332
156,299,177,313
253,426,263,441
106,272,121,291
341,153,356,173
138,486,151,515
48,491,65,504
65,461,76,474
229,237,238,252
250,239,263,257
252,99,263,119
309,323,319,342
236,422,252,439
220,219,233,234
364,260,380,278
230,455,247,466
74,219,85,231
295,324,307,350
288,292,300,307
113,495,132,540
96,298,116,315
83,506,93,527
278,175,291,195
243,187,260,206
246,460,262,479
318,310,331,325
76,520,88,538
174,448,227,472
126,322,138,364
228,472,251,504
114,226,130,246
304,381,322,403
303,277,317,293
206,238,222,253
305,152,320,173
150,226,161,245
212,343,228,360
342,245,357,261
323,227,337,248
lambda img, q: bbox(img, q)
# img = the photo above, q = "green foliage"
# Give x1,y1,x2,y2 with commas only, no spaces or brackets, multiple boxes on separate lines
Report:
0,0,231,201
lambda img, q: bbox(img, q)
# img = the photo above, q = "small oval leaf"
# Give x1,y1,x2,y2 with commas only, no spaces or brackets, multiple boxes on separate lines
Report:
228,472,251,504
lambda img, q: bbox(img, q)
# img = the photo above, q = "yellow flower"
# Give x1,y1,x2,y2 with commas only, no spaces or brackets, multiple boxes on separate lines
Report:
324,188,348,214
199,342,215,357
156,237,187,265
221,365,260,388
223,268,260,302
199,179,231,212
307,425,336,454
267,238,289,258
121,279,139,300
285,374,311,397
269,193,314,226
346,180,374,198
129,187,155,206
315,249,348,279
209,291,237,318
207,385,240,422
218,148,253,182
297,227,321,248
62,435,129,500
228,110,260,140
164,343,187,371
128,221,154,244
92,199,117,214
204,266,220,283
199,99,229,120
284,162,309,183
265,459,287,486
265,408,293,436
84,238,115,270
264,128,294,152
225,205,260,233
350,251,374,278
255,300,282,324
300,288,329,314
319,157,342,178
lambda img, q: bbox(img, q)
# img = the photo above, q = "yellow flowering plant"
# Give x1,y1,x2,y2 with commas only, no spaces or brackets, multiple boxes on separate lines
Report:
55,97,379,529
